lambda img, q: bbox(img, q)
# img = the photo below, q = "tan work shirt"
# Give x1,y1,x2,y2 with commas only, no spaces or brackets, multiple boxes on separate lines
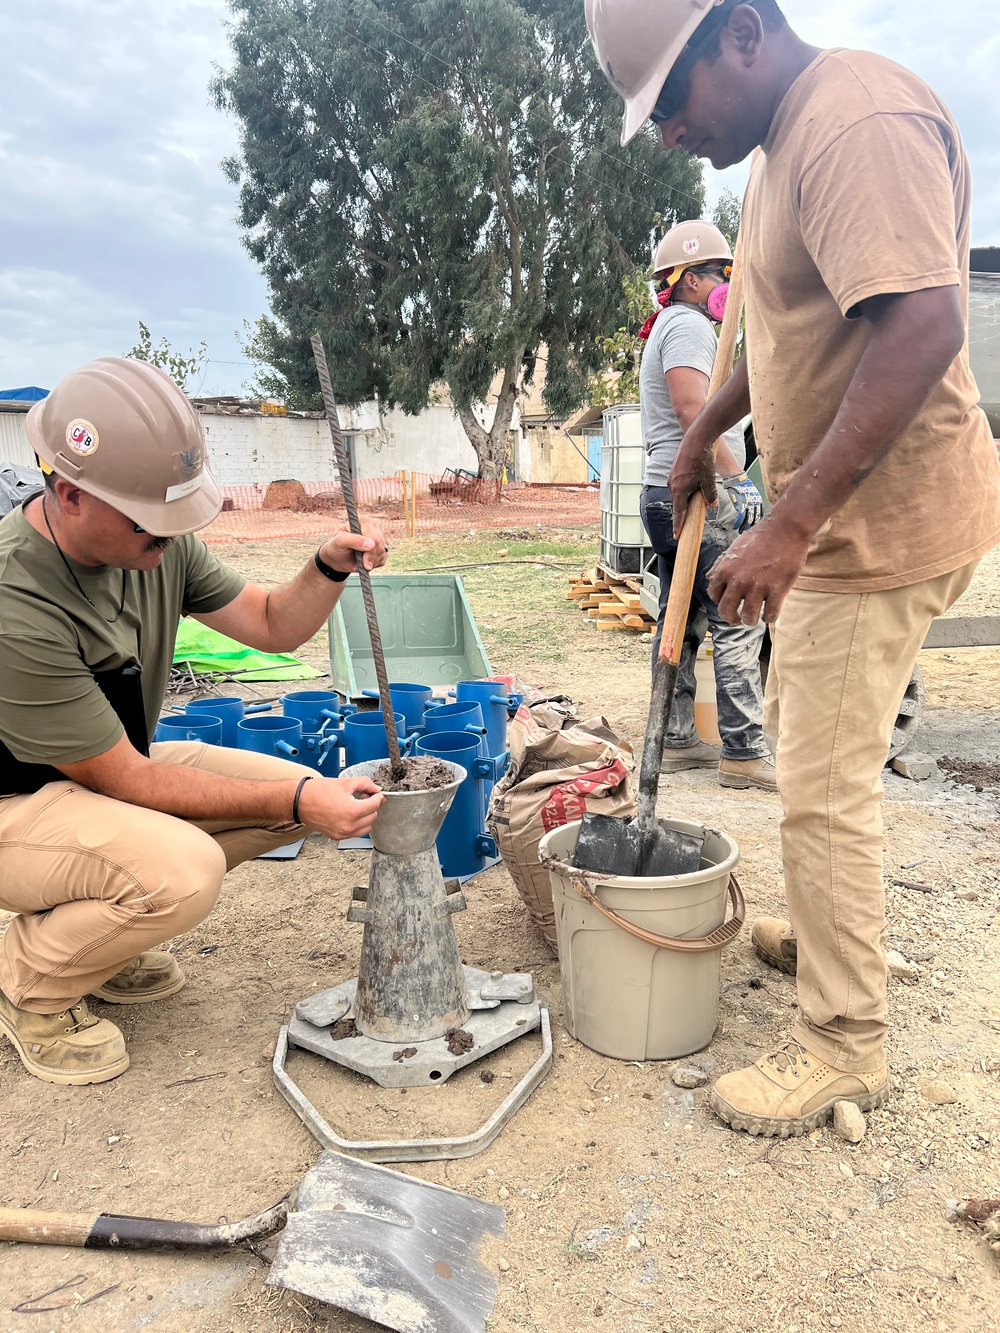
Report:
743,48,1000,592
0,500,245,771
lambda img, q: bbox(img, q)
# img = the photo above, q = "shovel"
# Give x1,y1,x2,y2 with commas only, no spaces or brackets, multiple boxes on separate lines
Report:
574,220,750,880
0,1151,505,1333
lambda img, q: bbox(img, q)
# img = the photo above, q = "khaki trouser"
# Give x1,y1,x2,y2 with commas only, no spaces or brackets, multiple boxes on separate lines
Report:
765,561,978,1072
0,742,312,1013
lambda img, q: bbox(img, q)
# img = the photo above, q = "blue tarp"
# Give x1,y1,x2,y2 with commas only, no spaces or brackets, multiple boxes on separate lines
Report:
0,387,47,401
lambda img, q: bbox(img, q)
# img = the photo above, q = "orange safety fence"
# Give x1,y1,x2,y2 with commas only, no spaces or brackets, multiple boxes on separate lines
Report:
200,472,600,544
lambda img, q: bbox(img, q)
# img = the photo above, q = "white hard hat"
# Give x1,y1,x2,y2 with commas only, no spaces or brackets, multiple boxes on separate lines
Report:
653,219,733,281
585,0,727,145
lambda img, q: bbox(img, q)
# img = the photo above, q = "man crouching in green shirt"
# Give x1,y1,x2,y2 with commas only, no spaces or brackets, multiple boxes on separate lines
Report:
0,356,386,1085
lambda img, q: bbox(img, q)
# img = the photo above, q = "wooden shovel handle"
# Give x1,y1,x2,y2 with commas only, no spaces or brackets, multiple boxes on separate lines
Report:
0,1208,97,1246
657,204,750,667
0,1202,287,1250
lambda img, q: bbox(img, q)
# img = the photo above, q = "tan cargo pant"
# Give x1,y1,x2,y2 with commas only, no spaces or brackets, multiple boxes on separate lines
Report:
0,742,313,1013
765,561,978,1072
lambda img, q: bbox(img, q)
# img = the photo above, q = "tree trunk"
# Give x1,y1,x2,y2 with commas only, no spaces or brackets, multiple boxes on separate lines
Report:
455,362,520,484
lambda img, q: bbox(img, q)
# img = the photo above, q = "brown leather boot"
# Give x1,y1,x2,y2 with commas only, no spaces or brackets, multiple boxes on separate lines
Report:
91,951,186,1004
0,991,129,1085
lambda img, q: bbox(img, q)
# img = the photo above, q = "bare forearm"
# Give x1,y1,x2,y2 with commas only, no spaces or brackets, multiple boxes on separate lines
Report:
56,735,384,840
196,520,387,654
66,751,299,822
252,557,348,653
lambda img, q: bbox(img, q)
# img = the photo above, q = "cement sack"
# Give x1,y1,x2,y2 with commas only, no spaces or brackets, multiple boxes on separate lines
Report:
487,700,636,953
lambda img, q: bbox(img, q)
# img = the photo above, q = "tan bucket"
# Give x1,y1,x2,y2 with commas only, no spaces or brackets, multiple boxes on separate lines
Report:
538,817,743,1061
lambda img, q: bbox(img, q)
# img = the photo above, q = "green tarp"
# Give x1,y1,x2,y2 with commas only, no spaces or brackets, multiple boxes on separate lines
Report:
172,620,321,682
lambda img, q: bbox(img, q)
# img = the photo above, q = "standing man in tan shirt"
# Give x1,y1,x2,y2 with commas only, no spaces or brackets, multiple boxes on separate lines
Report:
587,0,1000,1135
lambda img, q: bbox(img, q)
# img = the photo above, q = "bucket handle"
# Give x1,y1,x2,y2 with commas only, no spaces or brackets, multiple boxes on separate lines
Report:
566,871,745,954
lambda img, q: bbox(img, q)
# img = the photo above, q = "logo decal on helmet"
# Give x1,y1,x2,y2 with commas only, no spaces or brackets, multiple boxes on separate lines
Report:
66,419,99,456
683,237,700,255
177,444,202,481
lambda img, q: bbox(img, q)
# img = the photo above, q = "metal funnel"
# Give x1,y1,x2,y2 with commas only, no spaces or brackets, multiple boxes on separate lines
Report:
341,759,466,855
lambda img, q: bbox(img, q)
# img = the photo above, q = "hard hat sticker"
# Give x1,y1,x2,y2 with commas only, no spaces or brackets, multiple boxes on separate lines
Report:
165,476,203,504
683,238,700,255
66,419,99,456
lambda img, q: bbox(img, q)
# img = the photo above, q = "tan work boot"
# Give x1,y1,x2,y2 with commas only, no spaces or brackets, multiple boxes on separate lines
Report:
752,916,797,974
0,991,129,1085
709,1039,889,1138
91,951,186,1004
719,756,778,791
661,740,722,772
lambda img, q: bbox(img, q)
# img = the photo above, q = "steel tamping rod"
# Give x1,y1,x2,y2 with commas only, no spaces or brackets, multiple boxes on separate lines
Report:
311,333,404,777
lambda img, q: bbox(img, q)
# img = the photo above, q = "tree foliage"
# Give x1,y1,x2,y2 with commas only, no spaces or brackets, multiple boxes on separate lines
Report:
711,186,742,250
587,265,652,409
215,0,704,475
123,322,207,391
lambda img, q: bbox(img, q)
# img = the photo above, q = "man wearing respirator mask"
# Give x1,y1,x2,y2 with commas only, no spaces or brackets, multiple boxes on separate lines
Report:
638,219,772,789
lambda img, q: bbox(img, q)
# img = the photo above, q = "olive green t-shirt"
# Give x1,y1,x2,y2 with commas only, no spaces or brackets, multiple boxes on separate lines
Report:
743,48,1000,592
0,499,245,773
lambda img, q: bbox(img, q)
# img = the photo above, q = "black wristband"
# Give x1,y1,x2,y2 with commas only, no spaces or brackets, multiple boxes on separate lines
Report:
314,549,350,582
292,775,314,824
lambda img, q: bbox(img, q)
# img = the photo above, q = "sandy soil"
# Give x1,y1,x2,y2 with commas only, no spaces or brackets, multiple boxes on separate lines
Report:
1,537,998,1333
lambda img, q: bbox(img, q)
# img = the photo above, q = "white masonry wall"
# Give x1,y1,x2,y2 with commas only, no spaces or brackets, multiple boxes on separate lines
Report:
198,401,505,486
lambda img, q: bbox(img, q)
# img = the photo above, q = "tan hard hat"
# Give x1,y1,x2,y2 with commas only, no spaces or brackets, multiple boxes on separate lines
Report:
586,0,726,145
26,357,222,537
652,219,733,281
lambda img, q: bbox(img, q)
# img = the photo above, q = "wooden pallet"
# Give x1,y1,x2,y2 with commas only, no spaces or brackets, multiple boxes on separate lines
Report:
566,568,656,633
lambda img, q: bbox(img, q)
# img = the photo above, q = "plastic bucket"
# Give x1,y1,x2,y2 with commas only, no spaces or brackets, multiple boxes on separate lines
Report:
538,817,743,1061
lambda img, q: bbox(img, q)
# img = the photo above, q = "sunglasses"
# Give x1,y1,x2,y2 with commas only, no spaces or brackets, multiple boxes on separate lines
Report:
649,5,733,125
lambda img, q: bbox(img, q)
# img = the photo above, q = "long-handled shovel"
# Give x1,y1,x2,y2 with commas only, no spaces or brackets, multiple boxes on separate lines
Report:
574,228,749,878
311,333,407,781
0,1151,505,1333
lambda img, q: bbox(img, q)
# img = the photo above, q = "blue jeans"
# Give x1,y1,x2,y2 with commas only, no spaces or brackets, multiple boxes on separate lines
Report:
640,485,767,761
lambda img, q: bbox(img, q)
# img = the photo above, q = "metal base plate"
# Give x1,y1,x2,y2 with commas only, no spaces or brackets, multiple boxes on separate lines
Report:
287,966,538,1087
274,1007,552,1162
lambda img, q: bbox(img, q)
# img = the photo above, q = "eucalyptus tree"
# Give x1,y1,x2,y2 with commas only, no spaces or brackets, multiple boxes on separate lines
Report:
216,0,704,475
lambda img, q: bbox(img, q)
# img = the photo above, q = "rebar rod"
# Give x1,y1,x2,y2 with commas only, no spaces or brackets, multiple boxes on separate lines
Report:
311,333,404,777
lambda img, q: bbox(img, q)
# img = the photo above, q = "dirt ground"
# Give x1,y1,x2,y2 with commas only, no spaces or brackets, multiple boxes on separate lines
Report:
1,533,998,1333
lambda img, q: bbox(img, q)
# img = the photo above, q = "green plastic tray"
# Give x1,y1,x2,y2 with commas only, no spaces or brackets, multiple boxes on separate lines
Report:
327,573,492,699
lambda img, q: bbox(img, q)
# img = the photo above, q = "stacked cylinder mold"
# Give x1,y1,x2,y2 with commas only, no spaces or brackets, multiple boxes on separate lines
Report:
415,677,520,879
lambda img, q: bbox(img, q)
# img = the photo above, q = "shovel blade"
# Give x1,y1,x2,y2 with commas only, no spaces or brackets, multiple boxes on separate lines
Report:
268,1152,504,1333
574,814,704,880
637,825,704,878
572,812,642,877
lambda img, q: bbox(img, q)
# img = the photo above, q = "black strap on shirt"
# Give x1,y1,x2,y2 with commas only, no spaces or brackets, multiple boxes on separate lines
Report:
0,660,149,797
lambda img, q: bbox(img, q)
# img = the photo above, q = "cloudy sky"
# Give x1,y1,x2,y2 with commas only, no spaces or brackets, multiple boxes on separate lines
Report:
1,0,997,397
